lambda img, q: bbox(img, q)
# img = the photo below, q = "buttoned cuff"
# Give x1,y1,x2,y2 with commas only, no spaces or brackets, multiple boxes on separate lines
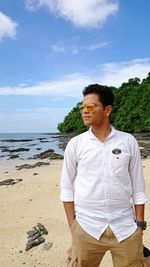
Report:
60,189,74,202
132,191,148,204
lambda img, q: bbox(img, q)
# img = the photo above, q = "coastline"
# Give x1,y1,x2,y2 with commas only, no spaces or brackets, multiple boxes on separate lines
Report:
0,157,150,266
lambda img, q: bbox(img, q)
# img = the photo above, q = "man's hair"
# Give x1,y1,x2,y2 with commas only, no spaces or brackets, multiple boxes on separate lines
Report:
82,84,114,107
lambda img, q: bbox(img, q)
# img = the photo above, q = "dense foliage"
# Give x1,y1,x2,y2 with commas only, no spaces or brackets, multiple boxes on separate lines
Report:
57,73,150,133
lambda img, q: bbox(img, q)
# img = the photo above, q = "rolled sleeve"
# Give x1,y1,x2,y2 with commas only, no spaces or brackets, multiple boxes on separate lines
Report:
132,191,148,205
60,188,74,202
129,137,148,204
60,138,77,202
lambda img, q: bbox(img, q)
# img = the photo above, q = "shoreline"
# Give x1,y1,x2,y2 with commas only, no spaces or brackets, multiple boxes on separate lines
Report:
0,158,149,267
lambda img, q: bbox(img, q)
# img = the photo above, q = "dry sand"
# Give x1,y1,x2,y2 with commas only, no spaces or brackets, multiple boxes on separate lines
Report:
0,158,149,267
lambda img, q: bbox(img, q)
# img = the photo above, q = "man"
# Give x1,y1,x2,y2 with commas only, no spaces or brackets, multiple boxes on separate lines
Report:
60,84,148,267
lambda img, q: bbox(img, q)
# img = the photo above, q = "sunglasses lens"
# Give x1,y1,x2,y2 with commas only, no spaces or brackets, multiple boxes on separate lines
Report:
87,104,95,112
79,104,95,113
79,105,84,112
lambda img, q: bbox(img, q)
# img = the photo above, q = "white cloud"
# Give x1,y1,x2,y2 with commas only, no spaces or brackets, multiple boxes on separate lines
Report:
0,107,70,132
0,73,94,97
0,58,150,97
51,42,79,55
50,40,109,55
100,58,150,87
25,0,119,28
50,36,81,55
0,11,18,41
87,42,109,51
25,0,40,11
51,43,66,53
50,36,110,56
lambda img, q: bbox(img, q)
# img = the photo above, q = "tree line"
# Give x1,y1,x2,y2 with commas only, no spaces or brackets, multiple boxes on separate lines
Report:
57,73,150,133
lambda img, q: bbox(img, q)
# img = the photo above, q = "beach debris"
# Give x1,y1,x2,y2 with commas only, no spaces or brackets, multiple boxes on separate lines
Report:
0,178,23,186
33,173,38,175
25,223,48,251
15,162,50,170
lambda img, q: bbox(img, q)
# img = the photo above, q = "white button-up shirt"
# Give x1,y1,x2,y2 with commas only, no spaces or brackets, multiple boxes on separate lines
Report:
60,126,148,242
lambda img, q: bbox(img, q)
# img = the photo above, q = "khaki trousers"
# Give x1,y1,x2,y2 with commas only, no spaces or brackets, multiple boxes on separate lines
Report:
67,219,149,267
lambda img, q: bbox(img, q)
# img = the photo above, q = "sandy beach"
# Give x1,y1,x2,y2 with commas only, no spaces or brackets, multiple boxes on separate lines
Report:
0,158,149,267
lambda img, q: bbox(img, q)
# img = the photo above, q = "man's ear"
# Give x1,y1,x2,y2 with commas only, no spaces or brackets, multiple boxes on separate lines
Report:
105,105,113,116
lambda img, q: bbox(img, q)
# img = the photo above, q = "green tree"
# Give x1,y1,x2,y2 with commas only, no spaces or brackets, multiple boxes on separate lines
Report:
58,73,150,133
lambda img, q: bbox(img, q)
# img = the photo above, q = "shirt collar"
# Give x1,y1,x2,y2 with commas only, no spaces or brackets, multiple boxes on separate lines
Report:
88,125,116,141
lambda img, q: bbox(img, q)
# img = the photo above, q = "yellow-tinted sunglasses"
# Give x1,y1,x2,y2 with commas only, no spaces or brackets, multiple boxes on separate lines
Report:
79,103,100,113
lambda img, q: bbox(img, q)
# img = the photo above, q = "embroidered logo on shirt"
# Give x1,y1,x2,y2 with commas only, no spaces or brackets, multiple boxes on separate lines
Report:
112,148,121,154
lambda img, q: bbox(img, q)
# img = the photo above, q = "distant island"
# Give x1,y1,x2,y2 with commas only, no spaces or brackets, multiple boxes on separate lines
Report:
58,73,150,134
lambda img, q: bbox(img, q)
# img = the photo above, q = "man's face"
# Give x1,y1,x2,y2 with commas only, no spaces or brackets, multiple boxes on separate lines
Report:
81,93,112,127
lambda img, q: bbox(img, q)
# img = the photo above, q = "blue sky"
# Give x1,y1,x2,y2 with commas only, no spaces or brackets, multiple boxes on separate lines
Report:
0,0,150,133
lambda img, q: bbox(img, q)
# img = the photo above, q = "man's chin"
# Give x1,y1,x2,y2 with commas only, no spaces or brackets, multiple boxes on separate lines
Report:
83,121,91,126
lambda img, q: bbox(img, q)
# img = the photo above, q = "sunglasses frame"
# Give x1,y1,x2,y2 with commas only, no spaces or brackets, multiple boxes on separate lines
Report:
79,103,100,113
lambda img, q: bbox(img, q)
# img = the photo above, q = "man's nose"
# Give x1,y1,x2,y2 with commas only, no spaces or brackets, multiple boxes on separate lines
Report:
82,107,89,113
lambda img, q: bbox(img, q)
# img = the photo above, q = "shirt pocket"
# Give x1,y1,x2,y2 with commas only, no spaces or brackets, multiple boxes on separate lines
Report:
107,151,130,177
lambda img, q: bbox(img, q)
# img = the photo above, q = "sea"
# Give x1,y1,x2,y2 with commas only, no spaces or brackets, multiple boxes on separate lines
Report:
0,132,64,160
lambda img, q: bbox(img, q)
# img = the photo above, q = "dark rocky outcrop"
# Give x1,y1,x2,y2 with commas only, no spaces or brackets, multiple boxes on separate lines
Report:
0,178,23,186
0,146,9,149
27,143,37,147
26,236,45,251
15,162,50,170
133,132,150,159
8,155,19,159
2,139,33,142
2,148,30,153
31,149,63,160
138,142,150,159
57,133,76,151
25,223,48,251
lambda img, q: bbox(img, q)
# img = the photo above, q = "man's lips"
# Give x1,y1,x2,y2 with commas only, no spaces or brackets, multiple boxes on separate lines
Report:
83,116,91,119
